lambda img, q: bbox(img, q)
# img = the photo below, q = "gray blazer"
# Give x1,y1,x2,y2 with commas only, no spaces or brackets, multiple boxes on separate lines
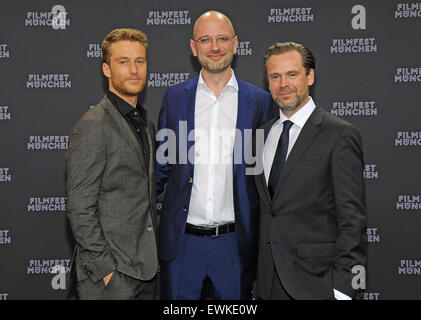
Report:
66,96,158,283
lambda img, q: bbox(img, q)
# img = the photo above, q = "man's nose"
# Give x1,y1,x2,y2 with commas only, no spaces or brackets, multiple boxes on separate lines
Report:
129,61,137,73
210,38,220,51
279,76,289,88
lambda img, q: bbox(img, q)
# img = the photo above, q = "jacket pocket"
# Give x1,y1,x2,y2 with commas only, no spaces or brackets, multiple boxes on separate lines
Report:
101,216,136,261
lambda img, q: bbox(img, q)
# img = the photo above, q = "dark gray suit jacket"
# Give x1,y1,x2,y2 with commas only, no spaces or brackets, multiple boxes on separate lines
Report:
66,96,158,284
255,106,367,300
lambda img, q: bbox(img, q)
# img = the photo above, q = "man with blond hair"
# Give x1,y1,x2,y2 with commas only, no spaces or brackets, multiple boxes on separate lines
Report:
66,28,159,300
156,11,274,299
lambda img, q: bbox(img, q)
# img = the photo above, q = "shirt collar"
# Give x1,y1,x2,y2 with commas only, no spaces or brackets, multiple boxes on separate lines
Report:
107,90,148,123
279,96,316,129
197,68,239,92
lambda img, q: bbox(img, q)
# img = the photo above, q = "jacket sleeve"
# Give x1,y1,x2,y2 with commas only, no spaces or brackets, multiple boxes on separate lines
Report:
66,119,116,283
331,124,367,298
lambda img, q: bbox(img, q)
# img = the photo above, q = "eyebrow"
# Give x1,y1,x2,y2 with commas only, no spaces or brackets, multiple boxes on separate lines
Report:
269,70,300,75
197,33,232,38
115,56,146,60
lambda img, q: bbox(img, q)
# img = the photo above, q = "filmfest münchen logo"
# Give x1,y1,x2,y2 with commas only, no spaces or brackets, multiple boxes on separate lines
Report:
395,3,421,18
25,5,69,29
0,293,8,300
399,260,421,275
396,195,421,210
27,136,69,150
0,168,12,182
26,74,71,88
363,164,378,179
367,227,380,243
236,41,253,56
331,38,377,53
362,292,380,300
395,131,421,146
0,43,10,58
0,229,12,245
0,106,11,120
148,72,190,88
395,67,421,83
28,197,67,213
146,10,191,25
268,8,314,23
331,101,377,117
87,43,102,58
27,259,71,275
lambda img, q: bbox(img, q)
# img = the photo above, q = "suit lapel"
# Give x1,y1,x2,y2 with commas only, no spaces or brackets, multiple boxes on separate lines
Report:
233,80,252,180
101,96,146,170
256,117,280,208
272,107,325,200
145,123,154,202
181,77,198,179
145,123,154,177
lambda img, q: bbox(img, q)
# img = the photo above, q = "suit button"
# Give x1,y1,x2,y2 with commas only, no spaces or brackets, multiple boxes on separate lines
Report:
267,242,271,247
147,225,153,231
183,206,188,212
188,177,193,183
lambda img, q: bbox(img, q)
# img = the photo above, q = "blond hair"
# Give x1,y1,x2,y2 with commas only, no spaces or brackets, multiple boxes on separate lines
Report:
102,28,148,64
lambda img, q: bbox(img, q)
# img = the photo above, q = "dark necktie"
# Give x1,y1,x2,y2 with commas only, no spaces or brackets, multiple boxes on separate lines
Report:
268,120,294,198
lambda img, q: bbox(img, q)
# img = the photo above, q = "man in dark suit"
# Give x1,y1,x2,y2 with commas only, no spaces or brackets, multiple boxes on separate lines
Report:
255,42,366,300
66,29,159,300
156,11,274,299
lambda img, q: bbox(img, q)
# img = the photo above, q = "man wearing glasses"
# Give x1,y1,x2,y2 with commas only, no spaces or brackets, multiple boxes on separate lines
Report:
156,11,274,299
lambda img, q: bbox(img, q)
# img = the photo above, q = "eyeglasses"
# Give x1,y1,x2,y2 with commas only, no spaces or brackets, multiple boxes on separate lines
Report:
192,35,237,46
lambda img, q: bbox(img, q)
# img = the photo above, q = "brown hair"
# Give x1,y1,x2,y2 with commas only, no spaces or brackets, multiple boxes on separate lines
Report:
264,41,315,75
102,28,148,64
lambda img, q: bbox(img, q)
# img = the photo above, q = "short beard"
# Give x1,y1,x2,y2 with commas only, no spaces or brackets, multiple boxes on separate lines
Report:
110,79,144,97
274,93,306,112
198,55,233,74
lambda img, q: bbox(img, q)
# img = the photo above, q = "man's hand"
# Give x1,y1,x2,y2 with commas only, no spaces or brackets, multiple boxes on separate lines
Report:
103,272,113,286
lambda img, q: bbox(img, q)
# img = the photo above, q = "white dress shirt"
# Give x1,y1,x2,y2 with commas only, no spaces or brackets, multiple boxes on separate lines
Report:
263,97,316,184
263,97,351,300
187,70,238,227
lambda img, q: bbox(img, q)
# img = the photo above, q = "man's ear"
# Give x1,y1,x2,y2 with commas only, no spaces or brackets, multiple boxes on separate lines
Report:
102,62,111,78
190,39,198,57
307,68,315,86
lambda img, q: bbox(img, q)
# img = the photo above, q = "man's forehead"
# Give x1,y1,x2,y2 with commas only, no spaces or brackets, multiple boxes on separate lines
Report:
267,59,307,77
109,41,145,52
269,51,304,66
110,40,144,48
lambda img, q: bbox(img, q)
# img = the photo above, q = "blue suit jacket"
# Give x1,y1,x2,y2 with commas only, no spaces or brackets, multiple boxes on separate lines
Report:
156,75,274,293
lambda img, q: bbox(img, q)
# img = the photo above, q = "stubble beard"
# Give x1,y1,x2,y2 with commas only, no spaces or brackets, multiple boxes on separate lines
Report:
111,77,145,97
198,53,233,74
274,90,307,112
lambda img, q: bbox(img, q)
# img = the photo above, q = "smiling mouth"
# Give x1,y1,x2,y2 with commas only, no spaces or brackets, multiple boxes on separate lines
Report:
277,91,294,98
208,54,225,60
